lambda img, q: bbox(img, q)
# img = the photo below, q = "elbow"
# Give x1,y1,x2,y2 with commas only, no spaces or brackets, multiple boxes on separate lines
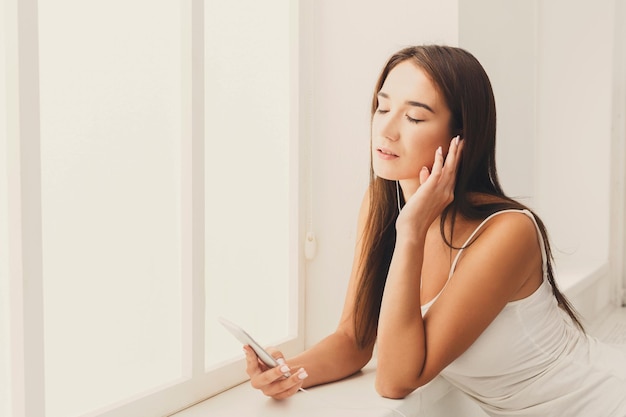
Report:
374,378,414,399
375,365,432,399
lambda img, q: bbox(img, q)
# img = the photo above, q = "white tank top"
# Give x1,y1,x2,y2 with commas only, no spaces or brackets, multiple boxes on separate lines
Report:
421,209,626,417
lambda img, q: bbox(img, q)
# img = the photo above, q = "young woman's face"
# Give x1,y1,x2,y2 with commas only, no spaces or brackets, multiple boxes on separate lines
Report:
372,60,453,184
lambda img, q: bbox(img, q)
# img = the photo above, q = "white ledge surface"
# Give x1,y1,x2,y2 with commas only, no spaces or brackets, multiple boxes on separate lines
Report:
173,362,455,417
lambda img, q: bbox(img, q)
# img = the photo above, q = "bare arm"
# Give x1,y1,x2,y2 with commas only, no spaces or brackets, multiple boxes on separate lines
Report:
375,140,457,397
375,139,542,398
287,326,373,388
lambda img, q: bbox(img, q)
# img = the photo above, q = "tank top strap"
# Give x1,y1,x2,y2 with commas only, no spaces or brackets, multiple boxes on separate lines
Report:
422,209,548,313
448,209,548,279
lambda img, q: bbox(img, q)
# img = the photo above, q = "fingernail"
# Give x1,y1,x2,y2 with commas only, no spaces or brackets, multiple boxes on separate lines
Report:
276,358,286,366
280,365,290,373
454,135,460,145
437,146,442,155
297,368,308,380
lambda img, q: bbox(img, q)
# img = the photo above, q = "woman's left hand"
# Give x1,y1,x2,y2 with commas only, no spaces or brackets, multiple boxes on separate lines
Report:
396,136,464,239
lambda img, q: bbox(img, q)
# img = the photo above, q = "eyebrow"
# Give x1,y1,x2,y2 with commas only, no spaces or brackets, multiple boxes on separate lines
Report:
377,92,435,113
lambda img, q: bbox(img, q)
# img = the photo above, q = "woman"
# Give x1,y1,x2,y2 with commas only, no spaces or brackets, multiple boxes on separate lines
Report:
244,45,626,416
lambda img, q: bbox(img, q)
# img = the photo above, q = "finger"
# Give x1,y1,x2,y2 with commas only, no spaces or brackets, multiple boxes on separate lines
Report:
456,136,465,161
264,347,289,375
265,347,286,364
262,368,309,400
442,136,463,182
244,345,266,377
419,166,430,185
431,146,444,176
271,380,304,400
250,364,293,390
248,358,293,390
443,136,460,170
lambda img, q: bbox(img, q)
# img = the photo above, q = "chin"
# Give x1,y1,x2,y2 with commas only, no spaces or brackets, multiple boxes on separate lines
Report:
373,170,398,181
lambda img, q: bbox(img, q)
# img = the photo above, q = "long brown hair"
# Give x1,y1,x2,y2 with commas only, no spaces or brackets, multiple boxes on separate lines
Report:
352,45,583,349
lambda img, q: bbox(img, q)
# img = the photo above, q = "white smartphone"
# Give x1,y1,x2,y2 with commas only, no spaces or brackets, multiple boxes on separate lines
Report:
217,316,284,372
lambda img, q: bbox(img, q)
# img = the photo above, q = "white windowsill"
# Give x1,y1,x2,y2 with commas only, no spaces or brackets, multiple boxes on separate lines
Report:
171,360,456,417
557,260,609,297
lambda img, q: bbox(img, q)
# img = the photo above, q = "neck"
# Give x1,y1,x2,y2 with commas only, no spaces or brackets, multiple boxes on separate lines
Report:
398,179,421,202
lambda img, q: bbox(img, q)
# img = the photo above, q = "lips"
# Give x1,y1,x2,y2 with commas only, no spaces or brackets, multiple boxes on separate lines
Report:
376,147,398,159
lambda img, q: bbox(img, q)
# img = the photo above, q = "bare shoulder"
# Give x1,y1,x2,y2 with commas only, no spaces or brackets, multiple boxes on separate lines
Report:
462,194,542,251
457,210,543,296
477,210,540,250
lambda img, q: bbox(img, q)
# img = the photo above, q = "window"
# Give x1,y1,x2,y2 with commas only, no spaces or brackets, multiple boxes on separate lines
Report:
2,1,302,416
203,0,297,370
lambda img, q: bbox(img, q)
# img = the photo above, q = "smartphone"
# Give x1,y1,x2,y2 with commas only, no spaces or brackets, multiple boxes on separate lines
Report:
217,316,285,372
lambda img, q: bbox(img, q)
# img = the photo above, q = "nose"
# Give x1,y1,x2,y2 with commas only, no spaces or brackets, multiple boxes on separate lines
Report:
376,112,400,142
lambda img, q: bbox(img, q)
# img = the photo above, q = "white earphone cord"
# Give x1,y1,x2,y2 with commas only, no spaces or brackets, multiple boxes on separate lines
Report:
396,180,402,214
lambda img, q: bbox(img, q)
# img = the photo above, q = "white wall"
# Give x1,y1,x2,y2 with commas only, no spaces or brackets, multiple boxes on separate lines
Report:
459,1,617,311
534,1,613,281
458,1,536,204
300,0,459,346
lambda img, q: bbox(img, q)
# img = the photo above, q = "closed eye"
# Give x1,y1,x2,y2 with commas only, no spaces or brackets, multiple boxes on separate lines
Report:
376,108,389,114
406,115,424,124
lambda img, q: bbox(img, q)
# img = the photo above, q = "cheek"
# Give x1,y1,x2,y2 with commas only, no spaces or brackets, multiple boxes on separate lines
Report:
417,125,451,149
405,133,449,166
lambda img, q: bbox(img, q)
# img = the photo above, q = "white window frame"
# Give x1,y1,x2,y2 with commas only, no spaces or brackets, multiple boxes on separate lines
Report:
4,0,305,416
